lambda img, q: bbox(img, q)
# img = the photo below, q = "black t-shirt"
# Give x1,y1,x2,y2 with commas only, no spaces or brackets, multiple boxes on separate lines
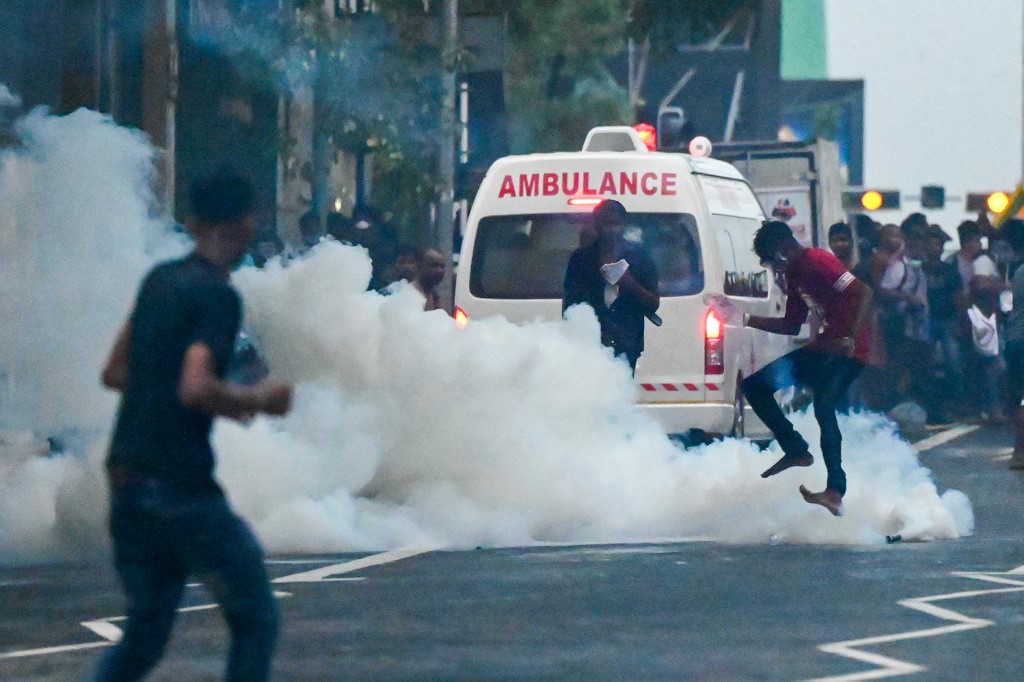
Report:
562,241,659,357
923,258,962,323
107,253,241,494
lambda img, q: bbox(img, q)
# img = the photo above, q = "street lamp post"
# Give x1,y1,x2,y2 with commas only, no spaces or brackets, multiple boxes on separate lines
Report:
436,0,458,312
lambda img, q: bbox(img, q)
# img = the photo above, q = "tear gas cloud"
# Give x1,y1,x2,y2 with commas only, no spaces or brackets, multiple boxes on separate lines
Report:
0,97,973,564
0,103,168,561
0,85,21,109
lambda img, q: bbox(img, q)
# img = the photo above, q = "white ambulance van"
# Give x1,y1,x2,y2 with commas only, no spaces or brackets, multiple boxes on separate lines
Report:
454,126,795,439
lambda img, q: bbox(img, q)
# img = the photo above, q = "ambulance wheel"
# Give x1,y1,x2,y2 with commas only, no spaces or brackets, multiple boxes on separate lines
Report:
670,429,715,449
730,375,745,439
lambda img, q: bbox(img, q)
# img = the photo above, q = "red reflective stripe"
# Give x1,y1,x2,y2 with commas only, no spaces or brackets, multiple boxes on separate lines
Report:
637,382,706,392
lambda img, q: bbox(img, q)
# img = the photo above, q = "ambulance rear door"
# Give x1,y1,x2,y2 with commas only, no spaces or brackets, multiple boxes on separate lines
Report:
694,171,793,382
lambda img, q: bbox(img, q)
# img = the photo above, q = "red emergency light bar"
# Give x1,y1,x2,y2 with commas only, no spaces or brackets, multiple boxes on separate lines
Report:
567,195,606,207
632,123,657,151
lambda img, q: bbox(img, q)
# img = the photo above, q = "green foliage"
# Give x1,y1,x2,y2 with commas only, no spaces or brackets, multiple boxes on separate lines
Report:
223,1,757,238
281,4,442,159
494,0,633,152
627,0,755,51
259,2,445,239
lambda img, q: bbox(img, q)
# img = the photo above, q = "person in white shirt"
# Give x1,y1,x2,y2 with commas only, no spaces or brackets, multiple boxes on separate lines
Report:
951,221,1007,422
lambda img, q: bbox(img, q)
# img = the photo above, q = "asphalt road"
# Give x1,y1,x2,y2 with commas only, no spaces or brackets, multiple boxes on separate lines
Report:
2,423,1023,681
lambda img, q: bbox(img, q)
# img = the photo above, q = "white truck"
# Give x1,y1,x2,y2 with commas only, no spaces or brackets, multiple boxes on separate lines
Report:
712,138,846,251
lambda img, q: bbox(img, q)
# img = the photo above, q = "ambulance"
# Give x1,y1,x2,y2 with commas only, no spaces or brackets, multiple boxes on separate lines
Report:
453,126,796,440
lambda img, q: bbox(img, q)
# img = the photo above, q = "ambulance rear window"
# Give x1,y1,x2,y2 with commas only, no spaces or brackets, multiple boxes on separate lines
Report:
469,213,703,299
711,214,770,298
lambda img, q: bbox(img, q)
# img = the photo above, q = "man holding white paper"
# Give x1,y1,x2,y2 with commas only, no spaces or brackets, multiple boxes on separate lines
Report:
563,199,660,372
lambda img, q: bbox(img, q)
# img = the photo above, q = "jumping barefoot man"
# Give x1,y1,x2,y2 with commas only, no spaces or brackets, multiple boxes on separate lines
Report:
707,220,873,516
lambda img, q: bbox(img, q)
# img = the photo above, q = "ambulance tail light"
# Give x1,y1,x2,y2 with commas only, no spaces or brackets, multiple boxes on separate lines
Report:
454,306,469,329
704,309,724,375
568,195,606,208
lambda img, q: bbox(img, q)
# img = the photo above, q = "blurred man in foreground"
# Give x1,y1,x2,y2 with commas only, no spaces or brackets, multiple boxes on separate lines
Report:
97,167,293,681
706,221,872,516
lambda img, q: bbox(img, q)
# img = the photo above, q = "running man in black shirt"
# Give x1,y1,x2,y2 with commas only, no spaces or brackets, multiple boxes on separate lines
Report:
96,168,292,681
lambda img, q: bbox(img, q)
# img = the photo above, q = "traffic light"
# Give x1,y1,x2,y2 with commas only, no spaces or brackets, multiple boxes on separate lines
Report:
656,106,686,151
920,185,945,209
967,191,1012,213
842,189,900,211
994,185,1024,227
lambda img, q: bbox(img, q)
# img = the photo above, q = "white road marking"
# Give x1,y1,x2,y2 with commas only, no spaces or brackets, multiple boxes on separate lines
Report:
0,548,428,661
810,565,1024,681
79,590,295,644
81,619,123,642
273,547,433,584
0,641,112,659
913,425,978,453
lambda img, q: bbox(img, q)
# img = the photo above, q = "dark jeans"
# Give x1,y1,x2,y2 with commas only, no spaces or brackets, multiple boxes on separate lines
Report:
95,480,278,681
931,317,965,400
1006,340,1024,407
741,348,863,496
614,348,641,373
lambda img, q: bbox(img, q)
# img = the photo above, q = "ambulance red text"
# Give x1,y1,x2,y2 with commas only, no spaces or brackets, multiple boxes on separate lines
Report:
497,171,678,199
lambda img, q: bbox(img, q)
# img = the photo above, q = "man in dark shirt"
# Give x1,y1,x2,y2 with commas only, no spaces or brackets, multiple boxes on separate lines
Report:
412,247,447,312
562,200,660,372
707,221,873,516
923,224,962,423
827,221,855,268
97,168,293,681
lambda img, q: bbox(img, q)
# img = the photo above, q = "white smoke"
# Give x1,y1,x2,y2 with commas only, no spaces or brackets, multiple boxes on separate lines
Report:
0,101,166,562
0,101,973,564
218,243,972,551
0,85,21,110
0,106,161,434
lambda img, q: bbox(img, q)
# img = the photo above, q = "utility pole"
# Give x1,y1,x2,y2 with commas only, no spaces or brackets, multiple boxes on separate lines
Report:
747,0,782,140
311,47,331,222
142,0,177,215
436,0,458,312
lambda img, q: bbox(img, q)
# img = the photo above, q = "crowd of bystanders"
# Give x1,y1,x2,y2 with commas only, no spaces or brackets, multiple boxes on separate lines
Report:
241,207,449,313
830,211,1024,448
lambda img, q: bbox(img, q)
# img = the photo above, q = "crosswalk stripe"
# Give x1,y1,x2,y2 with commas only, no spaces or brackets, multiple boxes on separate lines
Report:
914,425,978,453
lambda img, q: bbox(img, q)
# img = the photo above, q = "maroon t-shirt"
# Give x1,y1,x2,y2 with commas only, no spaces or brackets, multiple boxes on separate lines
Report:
783,247,870,364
